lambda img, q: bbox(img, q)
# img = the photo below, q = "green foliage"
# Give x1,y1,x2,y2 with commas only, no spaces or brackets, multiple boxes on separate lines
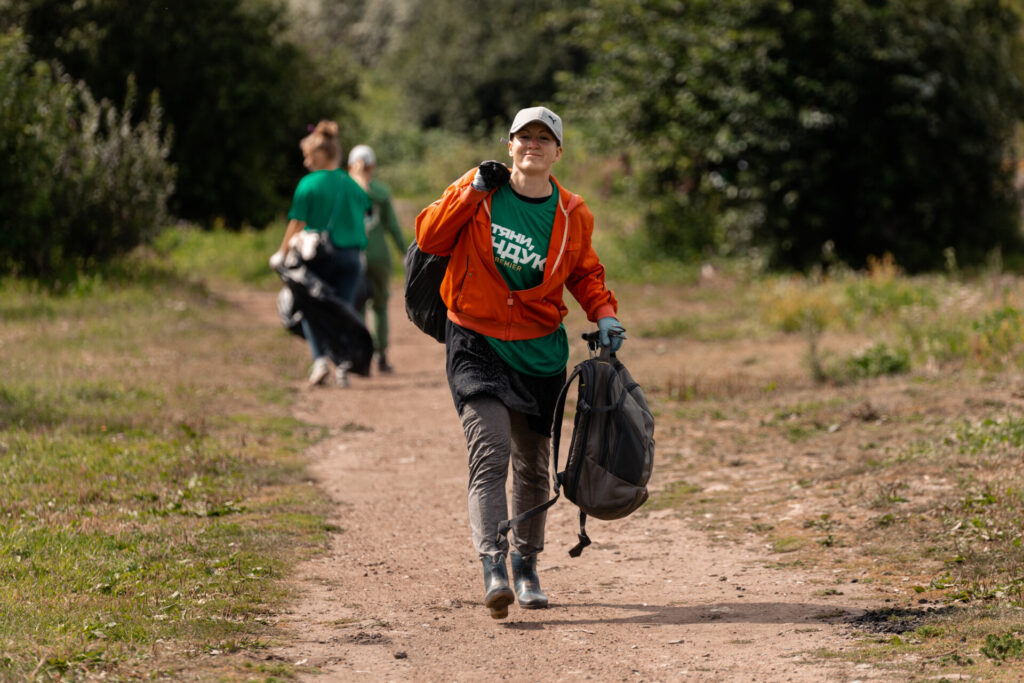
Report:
0,31,173,279
9,0,357,228
289,0,412,69
981,632,1024,662
353,105,498,201
386,0,589,132
758,259,1024,381
842,343,911,380
971,306,1024,365
153,225,283,289
955,417,1024,454
843,256,939,316
563,0,1024,271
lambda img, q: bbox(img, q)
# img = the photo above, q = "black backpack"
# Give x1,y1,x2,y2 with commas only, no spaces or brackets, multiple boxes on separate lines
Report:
498,332,655,557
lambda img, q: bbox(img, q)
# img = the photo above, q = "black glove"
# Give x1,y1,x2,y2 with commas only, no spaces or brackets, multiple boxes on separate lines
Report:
471,160,511,192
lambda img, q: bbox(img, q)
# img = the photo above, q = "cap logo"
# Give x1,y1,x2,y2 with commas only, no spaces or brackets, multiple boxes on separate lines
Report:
511,106,562,144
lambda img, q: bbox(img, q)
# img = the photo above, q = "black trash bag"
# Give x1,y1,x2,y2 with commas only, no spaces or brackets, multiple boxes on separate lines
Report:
274,244,374,377
277,286,304,338
403,239,449,344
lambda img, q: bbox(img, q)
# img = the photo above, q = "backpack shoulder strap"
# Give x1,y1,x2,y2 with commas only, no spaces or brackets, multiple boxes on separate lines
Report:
494,361,586,542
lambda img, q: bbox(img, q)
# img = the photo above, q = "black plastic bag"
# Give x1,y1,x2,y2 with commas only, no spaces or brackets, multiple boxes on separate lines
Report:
403,239,449,343
276,286,304,338
274,242,374,376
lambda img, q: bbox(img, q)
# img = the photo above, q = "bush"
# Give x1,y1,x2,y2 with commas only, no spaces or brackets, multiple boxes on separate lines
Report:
9,0,356,228
563,0,1024,271
384,0,589,133
0,32,73,275
0,31,174,279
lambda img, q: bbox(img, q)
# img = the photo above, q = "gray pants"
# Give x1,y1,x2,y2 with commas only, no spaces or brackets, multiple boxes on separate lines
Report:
459,396,551,562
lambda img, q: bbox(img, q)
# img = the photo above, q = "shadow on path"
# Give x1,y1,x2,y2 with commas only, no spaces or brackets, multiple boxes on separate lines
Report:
500,600,863,629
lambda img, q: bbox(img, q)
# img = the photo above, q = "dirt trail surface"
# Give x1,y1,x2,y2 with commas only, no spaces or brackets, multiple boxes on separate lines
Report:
237,289,892,682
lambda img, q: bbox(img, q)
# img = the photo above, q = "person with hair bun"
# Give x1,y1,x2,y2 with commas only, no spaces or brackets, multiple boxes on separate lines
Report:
274,120,371,387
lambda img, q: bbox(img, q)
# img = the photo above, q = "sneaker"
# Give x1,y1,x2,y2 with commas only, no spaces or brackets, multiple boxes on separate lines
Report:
334,362,351,388
308,357,330,386
377,352,393,374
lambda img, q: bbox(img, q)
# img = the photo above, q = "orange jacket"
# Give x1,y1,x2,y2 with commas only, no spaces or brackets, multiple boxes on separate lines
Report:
415,168,617,341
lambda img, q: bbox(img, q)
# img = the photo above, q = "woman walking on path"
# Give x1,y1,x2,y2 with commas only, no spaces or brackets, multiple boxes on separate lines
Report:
274,120,371,387
415,106,625,619
348,144,406,373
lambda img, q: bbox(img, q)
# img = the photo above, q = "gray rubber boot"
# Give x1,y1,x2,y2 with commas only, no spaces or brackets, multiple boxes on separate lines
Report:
482,555,515,619
510,551,549,609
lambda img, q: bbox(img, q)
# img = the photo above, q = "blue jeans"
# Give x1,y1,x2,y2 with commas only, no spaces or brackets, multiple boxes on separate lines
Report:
301,246,363,361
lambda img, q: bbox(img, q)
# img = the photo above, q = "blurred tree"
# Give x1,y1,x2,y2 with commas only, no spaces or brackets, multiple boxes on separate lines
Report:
8,0,358,228
385,0,590,133
288,0,417,68
0,31,173,278
563,0,1024,271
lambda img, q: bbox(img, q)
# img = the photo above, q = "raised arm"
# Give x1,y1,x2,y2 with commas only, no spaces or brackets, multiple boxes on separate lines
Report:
415,168,489,256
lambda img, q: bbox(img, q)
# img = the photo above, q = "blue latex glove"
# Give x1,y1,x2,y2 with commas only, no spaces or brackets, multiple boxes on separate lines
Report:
598,316,626,352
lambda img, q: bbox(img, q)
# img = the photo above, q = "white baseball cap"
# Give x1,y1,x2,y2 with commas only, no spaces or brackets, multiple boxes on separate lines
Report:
509,106,562,146
348,144,376,167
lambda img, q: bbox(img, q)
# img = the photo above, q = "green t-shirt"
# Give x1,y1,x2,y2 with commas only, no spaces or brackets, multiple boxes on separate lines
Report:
484,182,569,377
363,179,406,269
288,169,370,249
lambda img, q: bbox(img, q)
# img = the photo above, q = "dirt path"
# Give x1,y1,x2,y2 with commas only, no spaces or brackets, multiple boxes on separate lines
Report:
251,290,891,682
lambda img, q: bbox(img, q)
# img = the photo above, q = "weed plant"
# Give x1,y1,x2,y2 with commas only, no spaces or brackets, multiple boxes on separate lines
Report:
153,225,283,289
980,632,1024,663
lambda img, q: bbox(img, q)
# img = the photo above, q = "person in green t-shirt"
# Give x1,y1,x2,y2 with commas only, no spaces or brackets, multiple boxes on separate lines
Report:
348,145,406,373
415,105,626,619
273,120,371,387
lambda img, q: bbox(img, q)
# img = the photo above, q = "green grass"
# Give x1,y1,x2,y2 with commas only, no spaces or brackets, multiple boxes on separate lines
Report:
754,263,1024,379
153,224,284,289
645,480,703,511
0,234,328,679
